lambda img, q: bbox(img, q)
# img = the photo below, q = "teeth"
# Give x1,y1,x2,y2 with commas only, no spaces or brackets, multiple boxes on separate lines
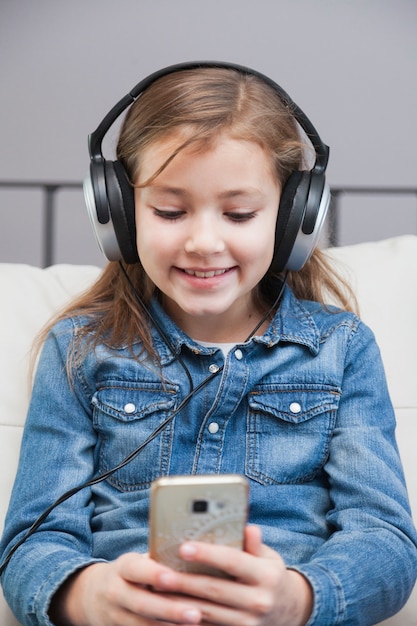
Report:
184,269,227,278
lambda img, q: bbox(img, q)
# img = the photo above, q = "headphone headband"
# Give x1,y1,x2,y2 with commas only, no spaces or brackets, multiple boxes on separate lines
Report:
85,61,330,271
89,61,329,174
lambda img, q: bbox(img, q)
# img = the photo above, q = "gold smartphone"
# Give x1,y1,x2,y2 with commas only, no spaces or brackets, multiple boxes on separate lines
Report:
149,474,249,576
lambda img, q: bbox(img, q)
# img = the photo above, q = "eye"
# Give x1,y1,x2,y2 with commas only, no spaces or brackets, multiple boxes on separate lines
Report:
153,208,185,221
225,211,257,223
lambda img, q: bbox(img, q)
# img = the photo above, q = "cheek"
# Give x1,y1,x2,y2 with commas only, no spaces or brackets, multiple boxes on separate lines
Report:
135,228,148,264
239,222,276,266
136,225,176,282
135,212,161,255
135,222,158,273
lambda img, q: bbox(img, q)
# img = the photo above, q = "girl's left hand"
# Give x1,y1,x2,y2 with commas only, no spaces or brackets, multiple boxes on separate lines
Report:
153,525,313,626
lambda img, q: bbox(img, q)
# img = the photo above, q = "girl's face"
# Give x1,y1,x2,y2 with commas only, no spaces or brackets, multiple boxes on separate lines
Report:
134,132,280,341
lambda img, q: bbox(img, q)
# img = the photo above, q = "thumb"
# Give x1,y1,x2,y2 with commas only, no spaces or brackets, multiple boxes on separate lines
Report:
244,525,263,556
245,525,282,559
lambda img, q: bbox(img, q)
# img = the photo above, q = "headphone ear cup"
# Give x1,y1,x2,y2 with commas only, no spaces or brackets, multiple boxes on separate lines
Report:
106,161,139,264
286,177,330,271
84,160,122,262
272,171,310,273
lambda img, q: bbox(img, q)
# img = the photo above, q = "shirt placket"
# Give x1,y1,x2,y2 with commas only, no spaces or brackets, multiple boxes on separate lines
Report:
193,347,249,474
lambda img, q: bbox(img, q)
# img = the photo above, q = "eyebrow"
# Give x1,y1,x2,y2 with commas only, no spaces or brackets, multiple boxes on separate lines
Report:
145,185,188,198
146,185,266,200
218,189,266,200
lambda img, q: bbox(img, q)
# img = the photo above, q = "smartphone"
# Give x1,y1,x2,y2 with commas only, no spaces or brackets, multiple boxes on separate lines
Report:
149,474,249,576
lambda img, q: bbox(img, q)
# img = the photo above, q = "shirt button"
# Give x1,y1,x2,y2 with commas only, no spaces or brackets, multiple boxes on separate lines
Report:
290,402,301,414
209,364,220,373
124,403,136,414
234,349,243,360
208,422,219,434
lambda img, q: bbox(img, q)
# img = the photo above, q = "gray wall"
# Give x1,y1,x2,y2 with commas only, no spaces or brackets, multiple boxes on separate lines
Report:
1,0,416,267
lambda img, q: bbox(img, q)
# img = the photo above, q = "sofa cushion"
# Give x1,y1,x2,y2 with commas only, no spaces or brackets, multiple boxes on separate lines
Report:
0,237,416,625
327,235,417,409
0,263,101,430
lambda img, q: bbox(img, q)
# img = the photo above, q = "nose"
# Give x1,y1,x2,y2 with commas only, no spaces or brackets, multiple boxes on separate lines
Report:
184,212,226,256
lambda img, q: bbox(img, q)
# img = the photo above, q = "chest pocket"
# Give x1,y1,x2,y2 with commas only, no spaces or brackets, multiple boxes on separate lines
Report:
92,382,178,491
246,385,341,485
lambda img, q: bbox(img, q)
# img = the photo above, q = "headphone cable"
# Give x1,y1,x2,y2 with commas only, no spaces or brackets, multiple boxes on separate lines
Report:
119,262,194,395
0,273,288,577
0,366,222,577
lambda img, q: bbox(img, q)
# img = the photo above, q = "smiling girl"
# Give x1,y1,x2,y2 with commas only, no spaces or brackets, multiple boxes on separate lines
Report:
1,62,416,626
135,134,280,340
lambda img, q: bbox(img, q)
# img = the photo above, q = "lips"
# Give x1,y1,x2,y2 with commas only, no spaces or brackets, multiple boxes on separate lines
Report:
182,268,229,278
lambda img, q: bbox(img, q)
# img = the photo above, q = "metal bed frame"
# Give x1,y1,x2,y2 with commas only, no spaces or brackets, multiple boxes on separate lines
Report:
1,181,416,267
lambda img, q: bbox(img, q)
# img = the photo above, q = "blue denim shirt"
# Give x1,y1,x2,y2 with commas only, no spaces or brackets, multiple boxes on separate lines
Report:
1,286,417,625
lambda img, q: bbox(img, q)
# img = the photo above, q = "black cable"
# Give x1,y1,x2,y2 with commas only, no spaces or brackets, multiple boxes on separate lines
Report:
245,272,288,340
118,262,194,395
0,273,288,577
0,368,221,577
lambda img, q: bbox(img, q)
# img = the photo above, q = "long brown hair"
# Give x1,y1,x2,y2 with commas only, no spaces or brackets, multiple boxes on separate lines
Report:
37,67,356,365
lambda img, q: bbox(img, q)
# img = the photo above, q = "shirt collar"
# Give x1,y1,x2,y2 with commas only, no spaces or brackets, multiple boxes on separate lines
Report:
148,286,321,363
257,286,321,355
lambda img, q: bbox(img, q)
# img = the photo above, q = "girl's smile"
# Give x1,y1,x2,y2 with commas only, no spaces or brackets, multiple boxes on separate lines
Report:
134,132,281,342
177,265,236,285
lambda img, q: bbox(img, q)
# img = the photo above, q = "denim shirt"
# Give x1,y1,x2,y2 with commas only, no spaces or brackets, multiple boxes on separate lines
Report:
1,286,417,626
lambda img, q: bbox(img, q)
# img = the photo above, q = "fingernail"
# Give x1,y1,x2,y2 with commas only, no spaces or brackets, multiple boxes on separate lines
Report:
180,542,197,558
183,608,200,623
158,571,175,586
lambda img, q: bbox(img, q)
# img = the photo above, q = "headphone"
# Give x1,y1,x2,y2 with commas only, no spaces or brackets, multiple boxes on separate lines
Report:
84,61,330,272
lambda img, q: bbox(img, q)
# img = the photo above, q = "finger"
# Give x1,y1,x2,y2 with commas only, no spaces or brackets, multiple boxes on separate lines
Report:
160,589,279,626
112,554,202,624
244,524,263,556
155,564,272,614
120,585,202,625
188,600,256,626
245,525,286,561
117,552,168,585
178,540,283,586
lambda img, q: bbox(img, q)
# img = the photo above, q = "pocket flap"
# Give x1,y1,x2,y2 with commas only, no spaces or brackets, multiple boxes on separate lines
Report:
92,381,178,422
248,384,341,424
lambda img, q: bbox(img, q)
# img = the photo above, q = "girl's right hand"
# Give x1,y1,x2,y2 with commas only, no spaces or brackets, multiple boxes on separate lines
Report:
48,553,202,626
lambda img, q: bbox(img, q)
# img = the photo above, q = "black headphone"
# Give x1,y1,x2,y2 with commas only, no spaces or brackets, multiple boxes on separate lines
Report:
84,61,330,272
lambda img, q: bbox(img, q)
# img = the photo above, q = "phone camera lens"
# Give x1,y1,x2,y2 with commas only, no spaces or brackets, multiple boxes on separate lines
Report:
192,499,208,513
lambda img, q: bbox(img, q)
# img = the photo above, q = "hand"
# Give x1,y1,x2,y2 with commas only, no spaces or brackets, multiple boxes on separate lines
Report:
48,552,202,626
153,525,313,626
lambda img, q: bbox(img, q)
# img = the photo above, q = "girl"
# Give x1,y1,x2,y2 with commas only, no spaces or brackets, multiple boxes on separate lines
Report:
1,62,416,626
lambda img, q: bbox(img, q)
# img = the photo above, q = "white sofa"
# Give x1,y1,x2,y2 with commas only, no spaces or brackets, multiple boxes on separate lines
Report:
0,235,416,625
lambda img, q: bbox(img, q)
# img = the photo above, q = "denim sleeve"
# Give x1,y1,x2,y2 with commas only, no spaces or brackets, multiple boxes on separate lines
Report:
0,322,105,626
293,320,417,625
